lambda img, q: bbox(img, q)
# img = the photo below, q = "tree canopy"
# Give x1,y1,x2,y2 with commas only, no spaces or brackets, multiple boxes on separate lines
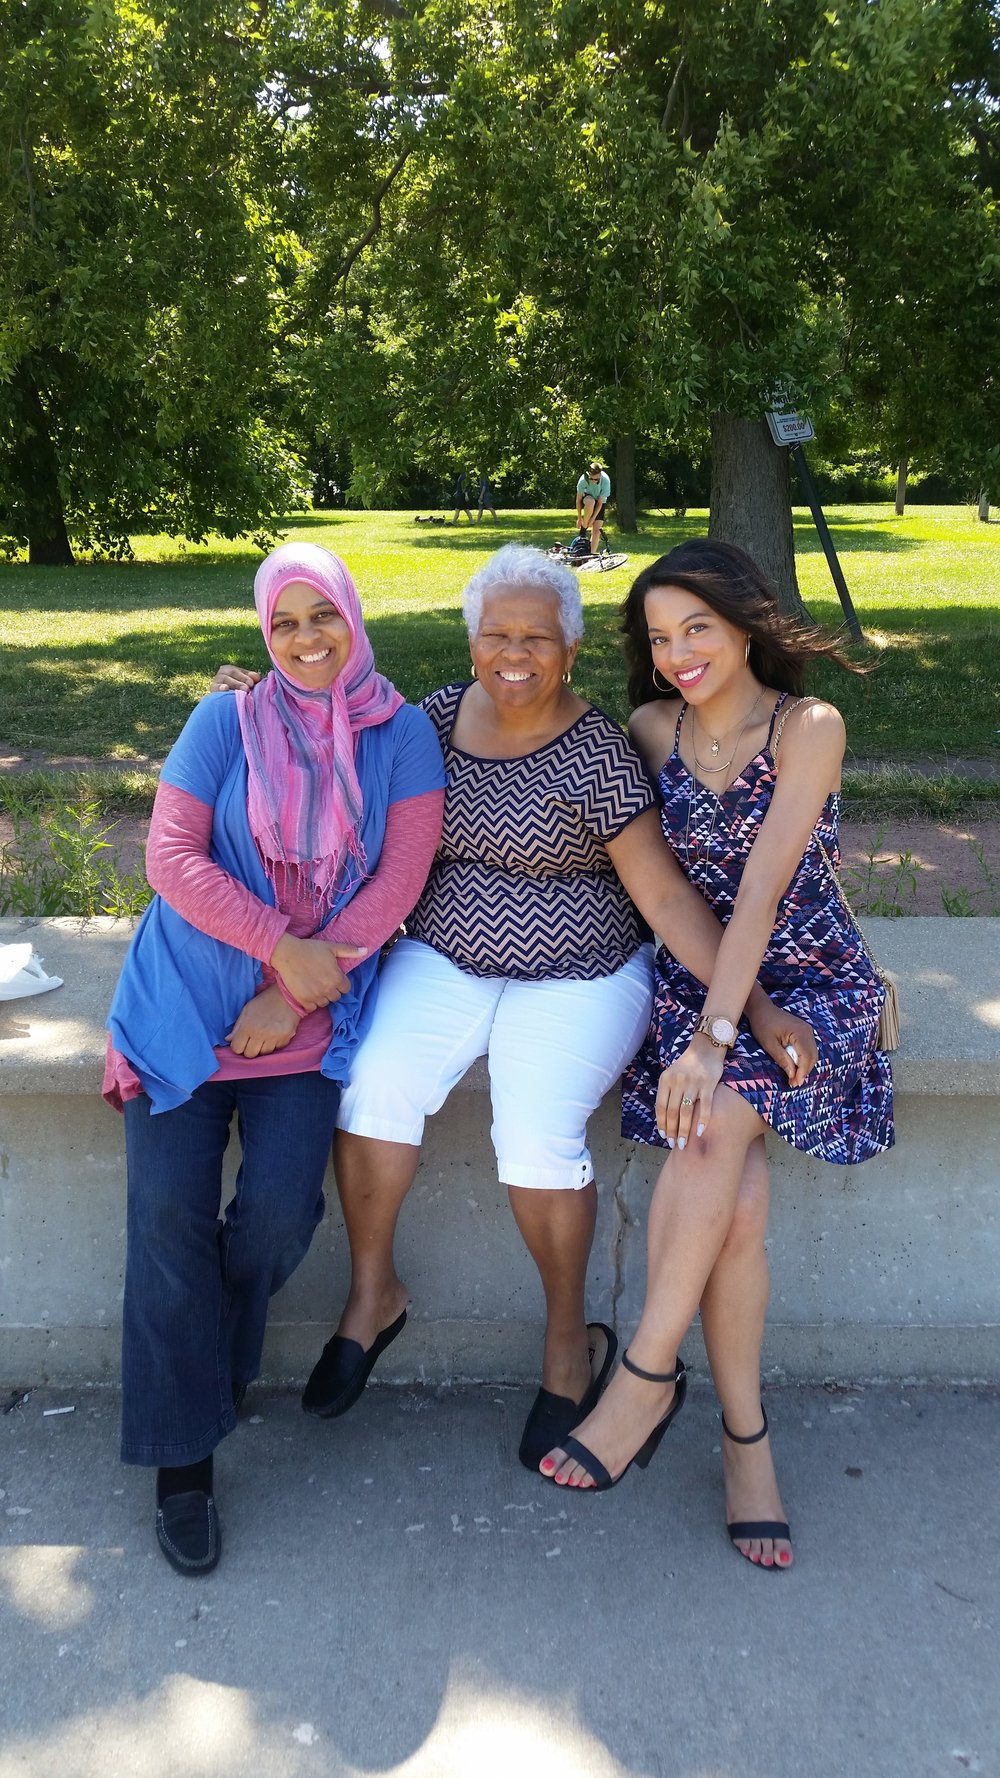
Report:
1,0,305,562
302,0,1000,605
2,0,998,582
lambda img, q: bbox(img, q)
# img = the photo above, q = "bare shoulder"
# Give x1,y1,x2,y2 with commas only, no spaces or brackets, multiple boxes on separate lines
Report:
775,696,846,782
628,698,682,773
782,696,845,746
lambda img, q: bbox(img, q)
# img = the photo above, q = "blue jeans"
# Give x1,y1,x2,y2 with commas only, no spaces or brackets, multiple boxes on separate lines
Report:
121,1072,340,1466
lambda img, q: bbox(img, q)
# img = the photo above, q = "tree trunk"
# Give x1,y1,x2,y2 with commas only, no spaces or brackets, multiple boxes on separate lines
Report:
12,366,75,565
895,458,908,516
28,516,74,566
708,416,803,616
978,489,991,522
613,435,637,532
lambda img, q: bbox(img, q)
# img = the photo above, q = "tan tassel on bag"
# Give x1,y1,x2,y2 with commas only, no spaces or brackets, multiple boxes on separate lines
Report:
874,968,900,1053
815,835,900,1054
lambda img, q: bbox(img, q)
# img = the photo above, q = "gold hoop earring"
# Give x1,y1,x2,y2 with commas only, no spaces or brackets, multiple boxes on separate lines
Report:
652,666,673,694
562,671,572,686
745,637,751,665
470,664,477,679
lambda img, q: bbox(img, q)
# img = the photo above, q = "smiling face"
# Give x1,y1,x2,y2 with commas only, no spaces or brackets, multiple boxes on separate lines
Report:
268,579,353,689
643,583,749,702
469,584,578,709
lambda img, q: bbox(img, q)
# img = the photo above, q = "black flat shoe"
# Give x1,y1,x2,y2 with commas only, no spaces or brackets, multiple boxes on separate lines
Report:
722,1406,792,1569
156,1491,221,1576
301,1309,407,1418
544,1351,687,1492
518,1322,618,1471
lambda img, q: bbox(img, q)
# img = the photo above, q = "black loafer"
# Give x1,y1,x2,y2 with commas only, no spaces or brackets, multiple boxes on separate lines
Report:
301,1309,407,1418
518,1322,618,1471
156,1491,221,1576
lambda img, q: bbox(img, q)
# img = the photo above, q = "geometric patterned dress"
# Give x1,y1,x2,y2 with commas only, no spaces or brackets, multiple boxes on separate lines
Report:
621,694,895,1165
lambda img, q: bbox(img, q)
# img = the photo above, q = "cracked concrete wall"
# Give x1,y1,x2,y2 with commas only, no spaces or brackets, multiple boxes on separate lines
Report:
3,913,999,1386
2,1078,998,1387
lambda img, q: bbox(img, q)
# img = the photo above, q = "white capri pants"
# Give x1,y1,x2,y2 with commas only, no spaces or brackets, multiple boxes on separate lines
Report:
337,938,654,1191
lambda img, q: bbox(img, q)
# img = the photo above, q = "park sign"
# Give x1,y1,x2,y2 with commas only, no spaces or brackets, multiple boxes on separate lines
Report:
765,406,815,447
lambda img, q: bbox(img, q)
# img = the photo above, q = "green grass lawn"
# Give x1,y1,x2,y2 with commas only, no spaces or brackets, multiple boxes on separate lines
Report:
1,505,998,769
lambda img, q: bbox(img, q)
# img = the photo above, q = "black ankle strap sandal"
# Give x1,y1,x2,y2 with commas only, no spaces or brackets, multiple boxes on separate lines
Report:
722,1405,792,1562
621,1350,686,1385
542,1351,688,1493
721,1405,770,1444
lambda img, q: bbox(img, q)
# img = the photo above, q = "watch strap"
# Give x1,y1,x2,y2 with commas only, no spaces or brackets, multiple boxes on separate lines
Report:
695,1012,736,1049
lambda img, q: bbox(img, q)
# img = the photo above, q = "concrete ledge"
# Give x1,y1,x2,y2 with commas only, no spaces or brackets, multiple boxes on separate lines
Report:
2,916,999,1386
3,915,999,1096
5,1320,999,1392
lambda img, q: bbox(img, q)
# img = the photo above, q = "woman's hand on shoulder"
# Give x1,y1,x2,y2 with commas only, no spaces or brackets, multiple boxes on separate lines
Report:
628,697,681,776
208,664,261,694
227,985,300,1058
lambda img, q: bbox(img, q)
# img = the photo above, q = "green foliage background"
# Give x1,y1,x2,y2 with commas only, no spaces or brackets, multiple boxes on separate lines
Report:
2,0,999,553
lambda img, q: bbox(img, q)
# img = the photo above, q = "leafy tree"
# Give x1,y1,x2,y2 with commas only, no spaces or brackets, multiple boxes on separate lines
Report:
293,0,999,610
1,0,305,563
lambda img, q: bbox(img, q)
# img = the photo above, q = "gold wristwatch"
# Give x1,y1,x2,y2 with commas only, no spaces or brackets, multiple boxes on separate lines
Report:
695,1013,737,1050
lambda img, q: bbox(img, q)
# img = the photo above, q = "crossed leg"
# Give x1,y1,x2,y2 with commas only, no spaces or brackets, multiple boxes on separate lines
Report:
700,1135,793,1567
542,1084,772,1488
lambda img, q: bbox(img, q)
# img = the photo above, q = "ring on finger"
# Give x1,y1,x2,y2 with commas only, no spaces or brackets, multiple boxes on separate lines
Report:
680,1095,694,1106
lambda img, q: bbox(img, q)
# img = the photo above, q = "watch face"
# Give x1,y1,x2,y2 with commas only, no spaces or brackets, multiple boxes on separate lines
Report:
710,1017,737,1045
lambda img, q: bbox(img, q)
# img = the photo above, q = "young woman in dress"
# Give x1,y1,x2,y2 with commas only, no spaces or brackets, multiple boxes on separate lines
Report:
541,538,894,1571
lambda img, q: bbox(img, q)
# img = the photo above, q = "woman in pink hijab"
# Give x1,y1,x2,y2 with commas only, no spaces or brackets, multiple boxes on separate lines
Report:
106,543,446,1576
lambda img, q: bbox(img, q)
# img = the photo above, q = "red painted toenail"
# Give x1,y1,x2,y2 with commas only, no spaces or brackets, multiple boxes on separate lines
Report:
779,1552,791,1564
541,1458,555,1471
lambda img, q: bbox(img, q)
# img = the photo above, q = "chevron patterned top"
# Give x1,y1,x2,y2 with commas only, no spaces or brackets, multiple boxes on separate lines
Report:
407,683,655,980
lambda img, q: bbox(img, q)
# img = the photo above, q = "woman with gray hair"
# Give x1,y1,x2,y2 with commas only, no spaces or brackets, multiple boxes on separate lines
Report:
276,543,818,1468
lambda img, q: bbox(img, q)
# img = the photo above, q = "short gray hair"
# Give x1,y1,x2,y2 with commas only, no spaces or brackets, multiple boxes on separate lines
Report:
461,544,584,645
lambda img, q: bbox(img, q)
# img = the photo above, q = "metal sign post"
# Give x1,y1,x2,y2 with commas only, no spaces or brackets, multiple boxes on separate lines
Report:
765,402,864,642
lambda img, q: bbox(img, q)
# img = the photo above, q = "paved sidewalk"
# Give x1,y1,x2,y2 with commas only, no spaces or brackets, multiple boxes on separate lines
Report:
1,1384,998,1778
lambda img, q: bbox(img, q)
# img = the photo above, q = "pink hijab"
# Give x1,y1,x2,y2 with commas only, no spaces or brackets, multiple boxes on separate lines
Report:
236,542,403,906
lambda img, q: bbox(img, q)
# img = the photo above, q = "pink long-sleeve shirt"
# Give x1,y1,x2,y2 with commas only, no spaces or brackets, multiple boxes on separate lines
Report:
103,783,444,1107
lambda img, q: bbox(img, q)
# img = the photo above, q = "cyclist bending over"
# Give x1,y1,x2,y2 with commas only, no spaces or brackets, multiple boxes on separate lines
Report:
575,462,611,555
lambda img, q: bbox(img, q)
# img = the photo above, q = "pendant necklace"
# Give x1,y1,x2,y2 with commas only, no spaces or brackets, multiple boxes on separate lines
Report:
689,688,764,778
682,689,761,893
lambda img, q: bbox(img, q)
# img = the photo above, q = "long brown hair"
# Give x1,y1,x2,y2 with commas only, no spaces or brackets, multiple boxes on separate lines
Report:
620,538,861,708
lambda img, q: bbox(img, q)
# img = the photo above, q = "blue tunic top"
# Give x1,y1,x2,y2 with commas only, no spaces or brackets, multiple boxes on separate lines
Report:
107,693,445,1113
